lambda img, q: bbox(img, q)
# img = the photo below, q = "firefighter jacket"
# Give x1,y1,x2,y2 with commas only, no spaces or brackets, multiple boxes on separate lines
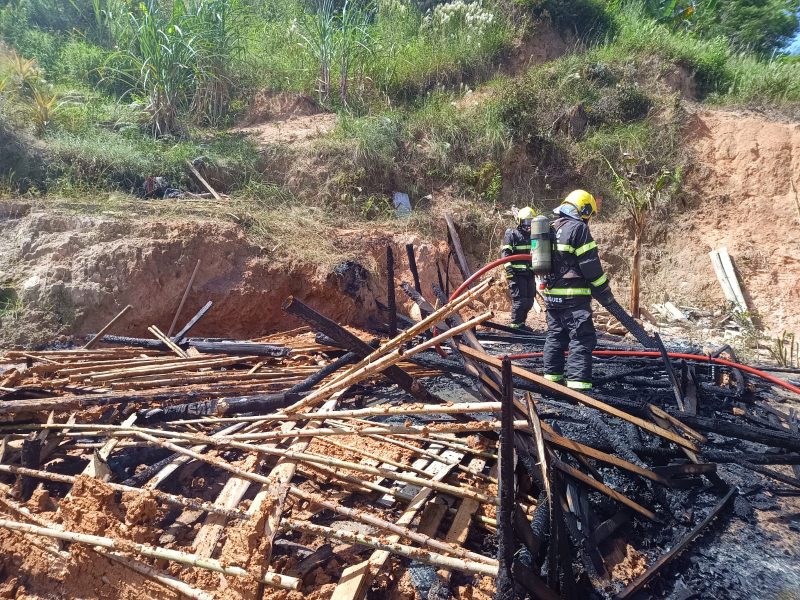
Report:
501,226,533,278
542,215,611,309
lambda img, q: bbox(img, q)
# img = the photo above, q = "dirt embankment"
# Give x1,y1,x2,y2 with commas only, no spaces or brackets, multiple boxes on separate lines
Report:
591,108,800,337
0,205,469,346
1,108,799,345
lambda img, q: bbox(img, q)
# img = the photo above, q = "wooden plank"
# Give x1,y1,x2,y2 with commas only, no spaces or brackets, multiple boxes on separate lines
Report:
192,454,263,557
709,250,738,307
167,259,201,337
444,213,472,281
186,160,222,200
718,247,748,313
330,449,460,600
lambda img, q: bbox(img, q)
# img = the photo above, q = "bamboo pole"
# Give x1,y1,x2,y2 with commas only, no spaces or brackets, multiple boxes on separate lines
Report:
162,401,503,427
283,311,493,413
290,486,497,566
122,429,497,564
285,519,498,577
87,355,257,383
148,326,188,359
103,551,214,600
0,517,298,589
0,465,246,520
83,305,132,350
167,259,201,337
133,430,497,505
323,279,492,390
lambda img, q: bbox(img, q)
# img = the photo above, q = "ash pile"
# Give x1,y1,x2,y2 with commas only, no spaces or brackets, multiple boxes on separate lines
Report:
0,252,798,600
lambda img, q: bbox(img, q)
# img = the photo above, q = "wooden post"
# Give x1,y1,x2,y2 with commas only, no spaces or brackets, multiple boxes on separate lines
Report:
387,246,397,337
167,259,201,337
444,214,472,282
496,356,515,599
83,305,132,349
405,243,422,294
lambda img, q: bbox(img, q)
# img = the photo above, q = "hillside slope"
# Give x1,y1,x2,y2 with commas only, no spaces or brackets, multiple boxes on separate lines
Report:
620,108,800,336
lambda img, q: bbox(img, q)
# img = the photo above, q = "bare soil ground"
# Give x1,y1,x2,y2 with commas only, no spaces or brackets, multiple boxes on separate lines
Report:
591,108,800,338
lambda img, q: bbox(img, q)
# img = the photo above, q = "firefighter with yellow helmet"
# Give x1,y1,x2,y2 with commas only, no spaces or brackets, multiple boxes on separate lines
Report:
501,206,536,330
542,190,615,390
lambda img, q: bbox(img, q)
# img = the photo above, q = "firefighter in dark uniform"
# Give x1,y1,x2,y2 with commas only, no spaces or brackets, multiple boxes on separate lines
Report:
542,190,615,390
501,207,536,330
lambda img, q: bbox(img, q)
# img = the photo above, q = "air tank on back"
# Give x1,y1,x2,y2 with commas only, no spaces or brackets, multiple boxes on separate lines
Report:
529,214,552,275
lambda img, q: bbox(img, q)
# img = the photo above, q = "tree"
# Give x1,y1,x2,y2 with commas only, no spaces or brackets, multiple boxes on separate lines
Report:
694,0,800,55
606,154,681,318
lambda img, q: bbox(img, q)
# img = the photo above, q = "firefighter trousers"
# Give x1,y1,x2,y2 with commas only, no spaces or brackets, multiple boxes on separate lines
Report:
507,273,535,325
543,303,597,388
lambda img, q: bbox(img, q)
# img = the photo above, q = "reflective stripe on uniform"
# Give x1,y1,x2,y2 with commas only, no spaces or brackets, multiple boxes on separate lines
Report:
575,241,597,256
503,244,531,251
544,374,563,382
590,273,608,287
566,380,592,390
541,287,591,296
555,243,575,253
510,264,531,270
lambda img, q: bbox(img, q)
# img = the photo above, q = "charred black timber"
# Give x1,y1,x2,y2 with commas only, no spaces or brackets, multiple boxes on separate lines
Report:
387,246,398,338
171,300,213,344
282,296,440,404
141,351,359,422
496,356,515,600
400,282,434,319
19,436,41,501
614,487,736,599
586,393,800,452
96,335,289,357
654,332,685,411
444,214,472,282
512,561,560,600
405,243,423,295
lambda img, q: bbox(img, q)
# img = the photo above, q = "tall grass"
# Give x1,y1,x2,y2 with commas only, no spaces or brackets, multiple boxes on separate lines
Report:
599,4,800,103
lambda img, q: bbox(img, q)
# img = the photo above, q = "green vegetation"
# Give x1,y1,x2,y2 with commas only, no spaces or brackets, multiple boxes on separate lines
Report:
0,0,797,231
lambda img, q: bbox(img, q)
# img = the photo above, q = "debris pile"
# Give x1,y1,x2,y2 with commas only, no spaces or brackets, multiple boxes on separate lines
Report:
0,247,799,599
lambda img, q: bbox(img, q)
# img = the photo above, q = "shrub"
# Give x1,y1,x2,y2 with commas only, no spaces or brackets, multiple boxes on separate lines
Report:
55,39,109,87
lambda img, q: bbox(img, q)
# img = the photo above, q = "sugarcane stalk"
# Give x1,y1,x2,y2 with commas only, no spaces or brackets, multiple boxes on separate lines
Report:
0,517,298,590
284,519,498,577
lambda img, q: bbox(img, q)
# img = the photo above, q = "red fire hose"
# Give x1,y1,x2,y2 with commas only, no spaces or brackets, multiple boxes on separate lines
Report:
506,351,800,397
445,255,800,397
448,254,531,303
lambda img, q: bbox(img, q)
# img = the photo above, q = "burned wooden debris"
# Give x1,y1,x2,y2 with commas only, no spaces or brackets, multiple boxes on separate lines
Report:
0,259,798,599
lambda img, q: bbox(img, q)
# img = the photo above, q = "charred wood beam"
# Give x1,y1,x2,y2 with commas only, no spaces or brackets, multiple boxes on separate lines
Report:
96,335,289,357
140,352,359,422
614,487,736,599
444,214,472,282
19,436,41,501
282,296,440,405
496,356,515,600
387,246,398,337
405,243,422,295
171,300,213,344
